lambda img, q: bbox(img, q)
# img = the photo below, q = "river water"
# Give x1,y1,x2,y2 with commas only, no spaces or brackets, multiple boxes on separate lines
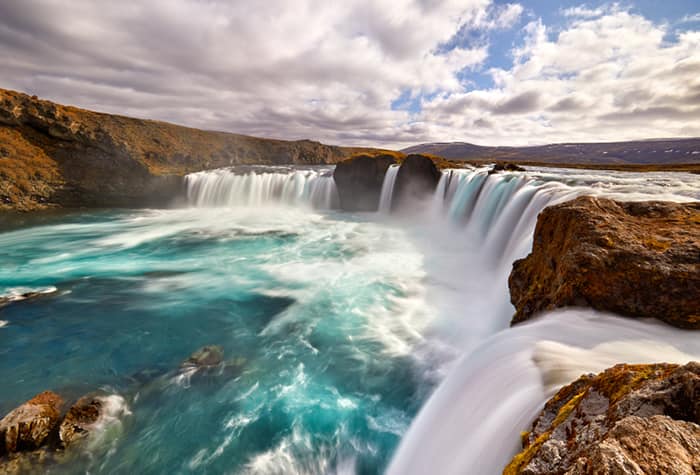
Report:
0,165,698,474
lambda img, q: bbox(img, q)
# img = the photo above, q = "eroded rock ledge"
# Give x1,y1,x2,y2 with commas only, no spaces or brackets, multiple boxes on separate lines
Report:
332,153,442,211
504,362,700,475
509,196,700,329
0,88,348,210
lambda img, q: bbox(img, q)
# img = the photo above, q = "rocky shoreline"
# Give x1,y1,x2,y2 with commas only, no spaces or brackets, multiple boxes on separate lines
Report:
0,345,240,474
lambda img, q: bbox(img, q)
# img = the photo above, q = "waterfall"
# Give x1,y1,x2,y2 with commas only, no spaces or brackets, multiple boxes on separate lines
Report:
184,167,339,209
385,165,700,474
378,164,400,213
386,308,700,475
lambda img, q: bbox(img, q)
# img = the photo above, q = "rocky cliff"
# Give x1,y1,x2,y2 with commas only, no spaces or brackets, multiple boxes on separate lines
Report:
509,196,700,329
0,88,352,210
332,153,451,211
391,154,441,211
504,362,700,474
332,153,398,211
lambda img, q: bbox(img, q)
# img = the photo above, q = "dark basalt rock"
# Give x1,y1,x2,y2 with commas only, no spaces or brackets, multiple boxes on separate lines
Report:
332,154,398,211
391,154,441,211
488,162,525,174
509,196,700,329
504,362,700,474
0,391,63,455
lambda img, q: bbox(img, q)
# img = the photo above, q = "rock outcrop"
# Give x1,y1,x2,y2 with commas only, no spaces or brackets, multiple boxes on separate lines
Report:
488,162,526,174
0,391,63,455
391,154,441,211
332,153,398,211
58,396,103,447
504,362,700,475
509,196,700,329
0,88,354,211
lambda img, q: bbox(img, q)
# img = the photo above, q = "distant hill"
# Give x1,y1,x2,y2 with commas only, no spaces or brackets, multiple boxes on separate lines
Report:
402,139,700,165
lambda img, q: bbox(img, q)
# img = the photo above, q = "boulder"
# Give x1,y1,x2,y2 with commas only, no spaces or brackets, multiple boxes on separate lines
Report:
509,196,700,328
504,362,700,474
488,162,525,174
0,391,63,455
58,396,102,447
391,154,441,210
332,154,397,211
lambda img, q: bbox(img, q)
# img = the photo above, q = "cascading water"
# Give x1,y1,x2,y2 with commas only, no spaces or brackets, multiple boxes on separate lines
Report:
185,166,339,209
1,162,698,474
380,165,700,474
378,165,400,213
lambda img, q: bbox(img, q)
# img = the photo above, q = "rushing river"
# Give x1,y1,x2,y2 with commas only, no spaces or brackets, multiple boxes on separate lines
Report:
0,165,698,474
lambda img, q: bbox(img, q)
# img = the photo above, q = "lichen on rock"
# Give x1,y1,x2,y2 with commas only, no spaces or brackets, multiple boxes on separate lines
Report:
504,362,700,475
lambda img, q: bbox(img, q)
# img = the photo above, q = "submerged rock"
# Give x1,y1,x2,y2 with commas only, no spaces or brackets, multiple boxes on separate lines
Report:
332,153,398,211
181,345,225,369
509,196,700,328
0,391,63,455
504,362,700,474
392,154,441,211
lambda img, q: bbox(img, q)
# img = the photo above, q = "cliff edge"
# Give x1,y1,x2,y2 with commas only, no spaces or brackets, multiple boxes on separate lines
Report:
509,196,700,329
0,89,348,210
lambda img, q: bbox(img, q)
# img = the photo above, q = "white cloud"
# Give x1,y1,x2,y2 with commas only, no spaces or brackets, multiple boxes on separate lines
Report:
0,1,698,148
678,13,700,24
415,8,700,145
0,0,503,146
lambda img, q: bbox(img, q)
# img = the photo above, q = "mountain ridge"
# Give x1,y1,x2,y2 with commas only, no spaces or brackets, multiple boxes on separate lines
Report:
402,139,700,165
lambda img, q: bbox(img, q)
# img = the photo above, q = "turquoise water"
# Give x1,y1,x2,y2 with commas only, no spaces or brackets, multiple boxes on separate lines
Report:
3,165,699,474
0,206,434,474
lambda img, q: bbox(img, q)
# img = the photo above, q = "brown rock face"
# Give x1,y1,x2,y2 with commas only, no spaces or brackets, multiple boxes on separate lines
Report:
58,396,103,447
332,154,398,211
391,154,441,211
504,362,700,475
509,196,700,329
0,88,350,210
0,391,63,455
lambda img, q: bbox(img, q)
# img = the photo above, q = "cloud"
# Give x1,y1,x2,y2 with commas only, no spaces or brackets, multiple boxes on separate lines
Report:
0,1,698,147
493,91,540,114
679,13,700,24
414,7,700,145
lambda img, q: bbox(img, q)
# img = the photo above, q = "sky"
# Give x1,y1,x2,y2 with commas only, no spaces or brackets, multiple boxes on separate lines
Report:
1,0,699,148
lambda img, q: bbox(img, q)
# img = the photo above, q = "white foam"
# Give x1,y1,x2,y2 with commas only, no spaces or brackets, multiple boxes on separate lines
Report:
533,339,699,395
0,320,7,328
387,309,700,475
1,286,58,302
82,394,131,453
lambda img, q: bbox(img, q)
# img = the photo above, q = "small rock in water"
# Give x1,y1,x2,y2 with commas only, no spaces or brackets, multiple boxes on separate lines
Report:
181,345,225,369
0,391,64,455
58,396,102,447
